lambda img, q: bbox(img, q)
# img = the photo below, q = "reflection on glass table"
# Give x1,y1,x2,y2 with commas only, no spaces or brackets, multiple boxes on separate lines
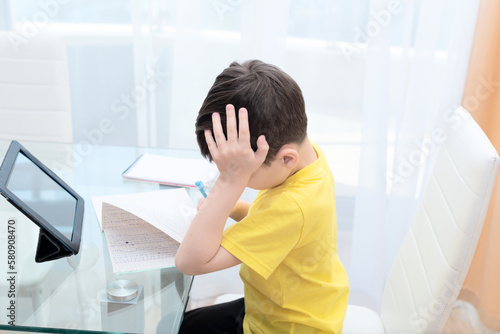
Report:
0,141,198,333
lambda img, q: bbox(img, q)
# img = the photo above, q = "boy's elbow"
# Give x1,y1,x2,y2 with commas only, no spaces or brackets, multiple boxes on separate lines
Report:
175,251,202,276
175,252,192,275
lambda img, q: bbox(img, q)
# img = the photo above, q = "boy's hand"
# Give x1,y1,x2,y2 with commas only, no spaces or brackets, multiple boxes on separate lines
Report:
205,104,269,185
176,104,263,275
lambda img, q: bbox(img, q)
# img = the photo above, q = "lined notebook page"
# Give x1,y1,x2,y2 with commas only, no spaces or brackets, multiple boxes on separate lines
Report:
101,202,180,273
91,189,197,273
122,154,218,187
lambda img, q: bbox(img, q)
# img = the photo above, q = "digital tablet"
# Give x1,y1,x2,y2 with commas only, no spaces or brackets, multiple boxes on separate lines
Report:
0,141,84,262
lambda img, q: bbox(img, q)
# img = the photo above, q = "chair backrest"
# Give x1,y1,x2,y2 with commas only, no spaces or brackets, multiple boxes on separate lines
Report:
380,107,499,333
0,32,72,142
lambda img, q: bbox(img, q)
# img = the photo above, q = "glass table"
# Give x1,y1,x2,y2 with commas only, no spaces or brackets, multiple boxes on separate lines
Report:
0,140,200,333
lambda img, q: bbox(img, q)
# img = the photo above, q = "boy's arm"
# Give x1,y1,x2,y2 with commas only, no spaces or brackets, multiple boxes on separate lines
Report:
175,105,268,276
199,198,250,221
230,200,251,222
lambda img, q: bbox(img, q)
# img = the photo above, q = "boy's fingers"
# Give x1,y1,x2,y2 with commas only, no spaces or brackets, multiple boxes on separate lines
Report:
255,135,269,163
212,112,226,146
226,104,237,142
204,129,218,157
238,108,250,144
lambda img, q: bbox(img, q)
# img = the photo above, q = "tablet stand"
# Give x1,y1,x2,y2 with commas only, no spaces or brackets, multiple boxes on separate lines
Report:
35,228,73,263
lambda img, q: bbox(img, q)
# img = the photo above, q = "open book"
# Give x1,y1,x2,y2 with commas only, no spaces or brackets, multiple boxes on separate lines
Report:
91,189,196,273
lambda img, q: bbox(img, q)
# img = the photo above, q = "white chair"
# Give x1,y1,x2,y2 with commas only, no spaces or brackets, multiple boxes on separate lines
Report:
214,107,500,333
0,32,72,142
343,107,500,333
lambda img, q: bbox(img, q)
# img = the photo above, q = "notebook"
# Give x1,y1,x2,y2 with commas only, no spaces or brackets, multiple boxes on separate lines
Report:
122,153,218,187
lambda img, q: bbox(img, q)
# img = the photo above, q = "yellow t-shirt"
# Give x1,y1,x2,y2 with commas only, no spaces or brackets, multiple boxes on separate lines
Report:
221,142,349,333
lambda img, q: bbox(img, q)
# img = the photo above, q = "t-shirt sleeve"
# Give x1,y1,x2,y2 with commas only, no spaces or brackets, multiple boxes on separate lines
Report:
221,192,303,279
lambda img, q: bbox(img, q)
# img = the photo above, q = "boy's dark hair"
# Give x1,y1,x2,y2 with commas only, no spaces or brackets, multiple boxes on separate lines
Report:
195,60,307,166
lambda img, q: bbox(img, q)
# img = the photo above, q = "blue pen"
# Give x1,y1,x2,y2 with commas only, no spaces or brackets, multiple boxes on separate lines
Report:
195,181,208,198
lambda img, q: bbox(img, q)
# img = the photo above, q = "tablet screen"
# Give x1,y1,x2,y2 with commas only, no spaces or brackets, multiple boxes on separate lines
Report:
0,141,84,261
6,152,77,240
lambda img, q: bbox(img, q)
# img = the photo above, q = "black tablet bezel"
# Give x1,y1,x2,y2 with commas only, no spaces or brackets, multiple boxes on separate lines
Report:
0,141,84,256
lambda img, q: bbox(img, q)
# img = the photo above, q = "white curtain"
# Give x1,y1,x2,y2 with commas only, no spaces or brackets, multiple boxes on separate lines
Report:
2,0,480,309
348,0,480,309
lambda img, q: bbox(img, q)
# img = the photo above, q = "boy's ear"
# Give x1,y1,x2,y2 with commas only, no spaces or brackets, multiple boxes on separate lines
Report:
277,147,299,169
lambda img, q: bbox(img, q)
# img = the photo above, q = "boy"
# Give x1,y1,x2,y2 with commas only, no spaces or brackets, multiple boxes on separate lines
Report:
175,60,349,333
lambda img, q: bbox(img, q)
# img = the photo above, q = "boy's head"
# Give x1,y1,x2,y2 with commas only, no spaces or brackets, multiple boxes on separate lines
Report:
195,60,307,166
